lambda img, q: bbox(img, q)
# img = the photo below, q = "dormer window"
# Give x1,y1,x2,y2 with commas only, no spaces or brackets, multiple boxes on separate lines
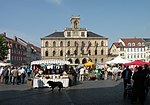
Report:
142,42,145,46
128,43,131,46
138,42,141,46
67,32,71,37
132,43,135,46
81,32,85,37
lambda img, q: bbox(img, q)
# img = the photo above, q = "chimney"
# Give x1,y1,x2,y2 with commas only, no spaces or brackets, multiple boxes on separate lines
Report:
3,32,6,36
13,36,17,41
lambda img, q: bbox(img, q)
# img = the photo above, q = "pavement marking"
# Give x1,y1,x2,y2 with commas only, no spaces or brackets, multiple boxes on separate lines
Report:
64,90,75,105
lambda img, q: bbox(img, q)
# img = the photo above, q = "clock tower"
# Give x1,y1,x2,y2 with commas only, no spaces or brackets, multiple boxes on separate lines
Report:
64,15,87,38
70,16,80,29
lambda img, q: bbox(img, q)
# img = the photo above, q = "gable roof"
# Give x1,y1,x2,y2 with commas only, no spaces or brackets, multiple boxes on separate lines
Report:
120,38,145,47
44,31,105,38
113,42,123,48
29,43,41,53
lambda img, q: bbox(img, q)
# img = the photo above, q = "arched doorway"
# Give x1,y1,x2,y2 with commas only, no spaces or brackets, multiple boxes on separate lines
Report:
75,59,80,64
82,58,87,64
68,59,73,64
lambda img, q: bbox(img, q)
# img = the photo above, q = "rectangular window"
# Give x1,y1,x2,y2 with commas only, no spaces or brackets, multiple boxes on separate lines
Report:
67,32,71,37
134,55,136,58
81,32,85,37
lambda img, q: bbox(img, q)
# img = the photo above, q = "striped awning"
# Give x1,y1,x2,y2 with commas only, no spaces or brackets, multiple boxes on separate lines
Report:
31,59,70,65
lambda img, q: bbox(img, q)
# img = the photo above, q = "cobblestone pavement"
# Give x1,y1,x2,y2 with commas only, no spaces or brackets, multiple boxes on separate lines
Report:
0,79,149,105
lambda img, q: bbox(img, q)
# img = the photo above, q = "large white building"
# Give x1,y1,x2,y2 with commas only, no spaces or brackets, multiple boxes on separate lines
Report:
110,38,146,61
143,38,150,62
41,16,108,64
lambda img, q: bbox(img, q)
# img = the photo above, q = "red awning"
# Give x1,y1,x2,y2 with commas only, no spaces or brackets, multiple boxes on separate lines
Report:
123,60,150,66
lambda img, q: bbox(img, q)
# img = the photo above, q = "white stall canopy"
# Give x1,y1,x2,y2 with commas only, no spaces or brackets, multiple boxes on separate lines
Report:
106,56,130,64
0,62,12,66
31,59,70,65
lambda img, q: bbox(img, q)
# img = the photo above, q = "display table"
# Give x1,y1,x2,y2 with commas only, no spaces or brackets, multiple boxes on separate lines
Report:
33,77,69,88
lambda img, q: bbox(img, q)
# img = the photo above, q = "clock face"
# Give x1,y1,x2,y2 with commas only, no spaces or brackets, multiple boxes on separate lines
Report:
73,31,78,36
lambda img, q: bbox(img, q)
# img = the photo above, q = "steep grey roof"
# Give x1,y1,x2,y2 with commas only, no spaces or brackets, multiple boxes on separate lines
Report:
44,31,104,38
143,38,150,42
87,31,103,37
45,32,64,37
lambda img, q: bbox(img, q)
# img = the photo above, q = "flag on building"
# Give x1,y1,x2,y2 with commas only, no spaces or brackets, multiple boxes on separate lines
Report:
86,41,91,51
80,41,85,51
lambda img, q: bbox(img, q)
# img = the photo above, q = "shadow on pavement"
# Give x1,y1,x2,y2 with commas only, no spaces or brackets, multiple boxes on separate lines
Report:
0,81,149,105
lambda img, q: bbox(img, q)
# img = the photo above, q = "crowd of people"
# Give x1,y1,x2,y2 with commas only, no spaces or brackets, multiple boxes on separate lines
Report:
122,64,150,105
0,66,31,85
77,64,150,105
77,65,123,81
0,63,150,105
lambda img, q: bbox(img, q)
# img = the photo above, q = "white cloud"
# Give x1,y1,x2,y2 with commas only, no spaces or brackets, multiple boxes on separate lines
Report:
44,0,63,5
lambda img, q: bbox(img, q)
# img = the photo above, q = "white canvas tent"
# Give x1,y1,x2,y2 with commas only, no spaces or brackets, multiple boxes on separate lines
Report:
0,62,12,66
106,56,130,64
31,59,70,65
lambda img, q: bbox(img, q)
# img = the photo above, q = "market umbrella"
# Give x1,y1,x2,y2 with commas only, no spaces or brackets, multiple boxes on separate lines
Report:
123,60,150,66
83,61,94,66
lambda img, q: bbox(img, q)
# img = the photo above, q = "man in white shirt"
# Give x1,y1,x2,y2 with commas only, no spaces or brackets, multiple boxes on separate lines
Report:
79,67,85,81
20,67,26,84
112,65,119,81
0,67,4,83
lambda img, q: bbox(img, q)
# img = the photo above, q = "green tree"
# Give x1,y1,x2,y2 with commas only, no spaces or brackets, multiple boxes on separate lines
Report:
0,35,9,61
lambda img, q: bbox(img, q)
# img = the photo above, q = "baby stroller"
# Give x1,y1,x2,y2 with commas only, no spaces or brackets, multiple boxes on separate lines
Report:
124,83,133,98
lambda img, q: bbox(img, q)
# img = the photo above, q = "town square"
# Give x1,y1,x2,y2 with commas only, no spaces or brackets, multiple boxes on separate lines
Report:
0,0,150,105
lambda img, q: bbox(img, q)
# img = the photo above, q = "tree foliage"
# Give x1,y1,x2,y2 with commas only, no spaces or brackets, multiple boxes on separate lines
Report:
0,35,9,61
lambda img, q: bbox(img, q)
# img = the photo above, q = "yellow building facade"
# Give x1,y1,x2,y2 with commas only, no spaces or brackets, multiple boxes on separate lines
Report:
41,16,108,64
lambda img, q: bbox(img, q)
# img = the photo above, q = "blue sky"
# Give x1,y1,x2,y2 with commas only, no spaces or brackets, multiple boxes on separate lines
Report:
0,0,150,47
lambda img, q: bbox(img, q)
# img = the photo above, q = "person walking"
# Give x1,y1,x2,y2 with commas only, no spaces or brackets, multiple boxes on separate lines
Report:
20,67,26,84
121,66,132,95
2,67,9,84
112,65,119,81
11,67,18,85
27,66,31,78
131,66,146,105
143,64,150,95
8,66,13,83
104,67,108,80
79,67,85,81
0,66,4,83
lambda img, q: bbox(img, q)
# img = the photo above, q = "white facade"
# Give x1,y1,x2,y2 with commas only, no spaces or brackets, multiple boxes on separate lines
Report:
118,38,146,61
125,48,146,61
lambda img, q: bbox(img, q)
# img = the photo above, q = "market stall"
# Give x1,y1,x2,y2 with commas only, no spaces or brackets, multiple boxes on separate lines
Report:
33,74,69,88
0,62,12,66
31,59,70,88
123,60,150,66
106,56,130,64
